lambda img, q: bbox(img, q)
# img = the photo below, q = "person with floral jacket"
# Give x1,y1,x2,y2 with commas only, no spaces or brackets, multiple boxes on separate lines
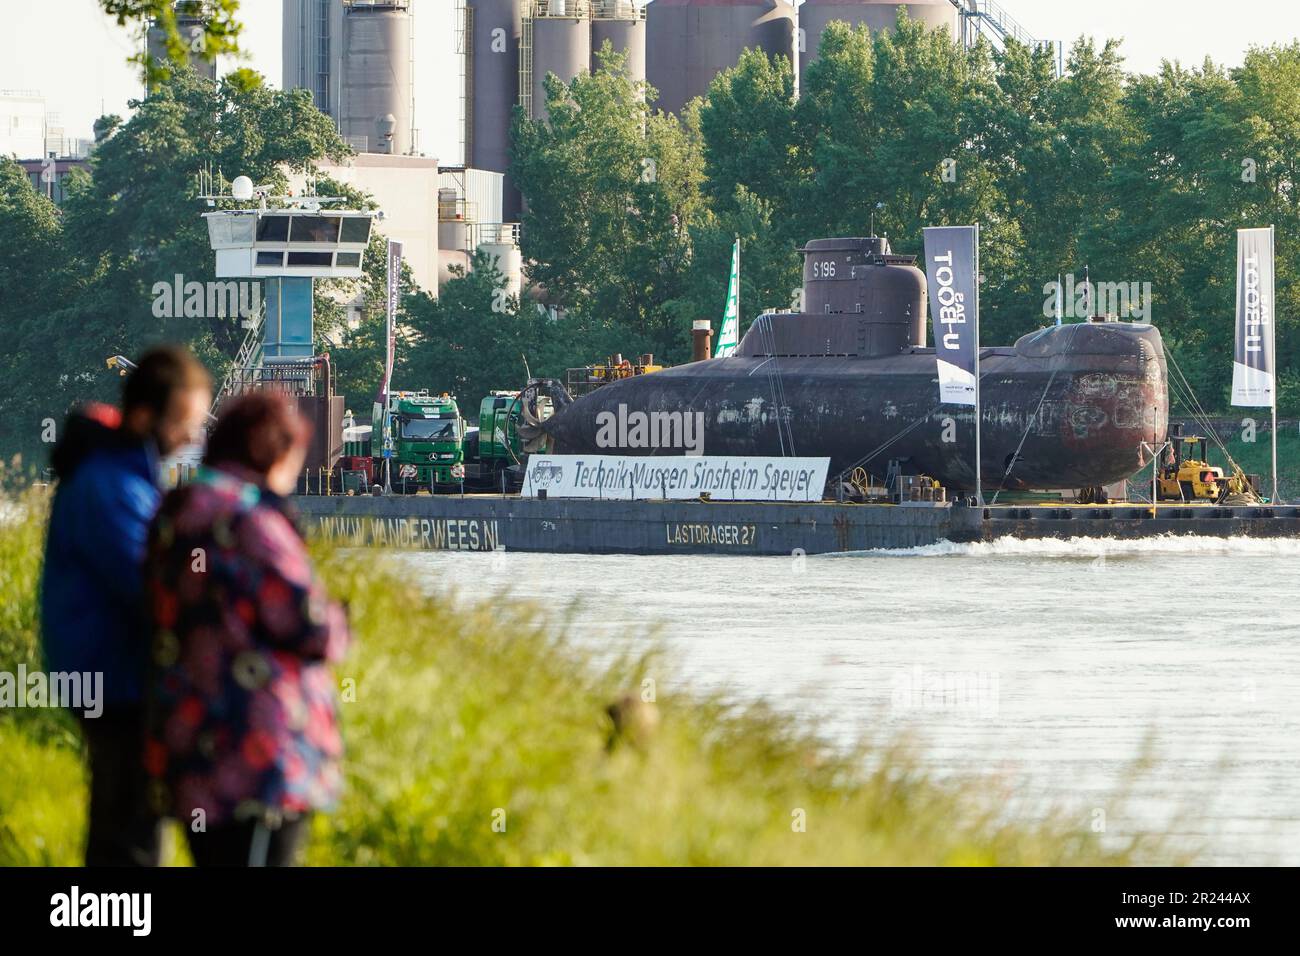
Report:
143,392,350,866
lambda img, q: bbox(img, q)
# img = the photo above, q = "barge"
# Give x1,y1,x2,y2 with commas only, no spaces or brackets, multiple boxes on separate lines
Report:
298,494,1300,556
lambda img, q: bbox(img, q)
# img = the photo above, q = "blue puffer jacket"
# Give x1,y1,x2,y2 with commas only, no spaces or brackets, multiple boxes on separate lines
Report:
41,415,160,707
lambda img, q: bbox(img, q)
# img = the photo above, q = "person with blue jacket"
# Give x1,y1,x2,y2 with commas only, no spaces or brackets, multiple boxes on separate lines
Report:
42,346,211,866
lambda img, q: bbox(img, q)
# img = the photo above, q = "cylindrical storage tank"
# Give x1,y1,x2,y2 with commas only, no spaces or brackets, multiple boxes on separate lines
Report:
439,219,470,253
646,0,796,118
340,1,414,154
529,6,593,120
467,0,524,218
591,3,647,89
477,240,524,299
147,2,218,91
798,1,959,88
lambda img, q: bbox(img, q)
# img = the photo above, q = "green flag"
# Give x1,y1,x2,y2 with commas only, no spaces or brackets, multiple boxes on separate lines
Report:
716,238,741,357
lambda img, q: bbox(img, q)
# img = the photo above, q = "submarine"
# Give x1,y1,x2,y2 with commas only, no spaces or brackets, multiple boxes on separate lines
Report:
532,237,1169,493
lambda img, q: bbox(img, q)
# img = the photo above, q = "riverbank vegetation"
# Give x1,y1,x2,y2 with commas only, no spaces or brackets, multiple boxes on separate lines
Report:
0,488,1162,866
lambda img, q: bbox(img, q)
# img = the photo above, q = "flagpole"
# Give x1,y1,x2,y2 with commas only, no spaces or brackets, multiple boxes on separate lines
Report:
974,223,983,506
1271,224,1279,503
736,234,741,342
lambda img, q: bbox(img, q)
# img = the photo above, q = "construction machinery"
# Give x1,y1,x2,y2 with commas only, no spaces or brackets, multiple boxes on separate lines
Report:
564,353,663,397
1156,425,1262,504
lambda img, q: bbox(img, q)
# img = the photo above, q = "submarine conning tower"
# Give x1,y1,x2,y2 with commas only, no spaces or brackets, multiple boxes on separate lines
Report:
739,237,927,359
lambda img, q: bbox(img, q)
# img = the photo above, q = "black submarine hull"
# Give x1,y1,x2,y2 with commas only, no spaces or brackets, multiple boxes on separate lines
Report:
542,320,1168,492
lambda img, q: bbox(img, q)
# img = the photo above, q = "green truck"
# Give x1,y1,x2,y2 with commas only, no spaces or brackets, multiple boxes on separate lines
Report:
464,390,525,489
349,388,536,494
373,390,465,493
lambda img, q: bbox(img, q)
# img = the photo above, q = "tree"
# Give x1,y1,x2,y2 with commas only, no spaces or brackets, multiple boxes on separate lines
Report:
0,159,76,465
791,16,1024,340
511,45,704,360
99,0,243,86
0,68,353,464
403,252,532,410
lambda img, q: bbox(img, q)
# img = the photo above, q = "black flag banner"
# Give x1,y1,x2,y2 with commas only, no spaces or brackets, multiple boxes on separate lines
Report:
923,225,980,407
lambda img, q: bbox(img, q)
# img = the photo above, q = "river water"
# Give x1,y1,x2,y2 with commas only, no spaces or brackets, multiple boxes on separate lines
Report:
393,536,1300,865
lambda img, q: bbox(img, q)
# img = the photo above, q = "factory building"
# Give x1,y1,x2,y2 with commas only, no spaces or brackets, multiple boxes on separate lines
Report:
284,0,347,114
338,0,416,154
465,1,646,220
276,0,1002,296
797,0,960,87
645,0,795,118
283,0,416,154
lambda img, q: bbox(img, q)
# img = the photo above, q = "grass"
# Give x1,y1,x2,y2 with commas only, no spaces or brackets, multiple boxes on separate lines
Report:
1,484,1162,866
1213,428,1300,501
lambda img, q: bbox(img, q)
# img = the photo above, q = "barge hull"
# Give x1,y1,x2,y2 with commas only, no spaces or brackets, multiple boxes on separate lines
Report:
297,496,1300,556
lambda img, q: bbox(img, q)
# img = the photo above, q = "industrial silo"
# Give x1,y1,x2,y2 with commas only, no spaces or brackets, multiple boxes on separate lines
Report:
339,0,414,154
466,0,524,217
283,0,346,115
146,0,219,90
645,0,796,118
524,2,593,120
591,1,647,86
798,1,959,87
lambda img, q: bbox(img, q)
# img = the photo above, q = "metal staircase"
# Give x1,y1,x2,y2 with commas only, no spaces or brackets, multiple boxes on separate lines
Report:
212,304,265,413
951,0,1061,71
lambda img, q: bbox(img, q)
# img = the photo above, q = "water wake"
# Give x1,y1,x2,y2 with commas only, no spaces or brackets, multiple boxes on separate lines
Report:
851,534,1300,558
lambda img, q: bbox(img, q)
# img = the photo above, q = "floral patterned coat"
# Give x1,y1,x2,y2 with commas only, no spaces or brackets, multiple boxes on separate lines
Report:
143,465,350,827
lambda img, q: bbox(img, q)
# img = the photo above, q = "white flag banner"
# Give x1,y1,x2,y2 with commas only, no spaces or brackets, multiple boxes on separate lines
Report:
715,239,741,357
1232,227,1276,408
923,226,980,406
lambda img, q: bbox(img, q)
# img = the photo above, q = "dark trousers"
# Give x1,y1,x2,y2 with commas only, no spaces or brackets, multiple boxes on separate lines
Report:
79,706,162,867
186,817,310,867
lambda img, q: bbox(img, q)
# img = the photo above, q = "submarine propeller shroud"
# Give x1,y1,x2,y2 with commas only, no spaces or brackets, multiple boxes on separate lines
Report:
539,237,1169,493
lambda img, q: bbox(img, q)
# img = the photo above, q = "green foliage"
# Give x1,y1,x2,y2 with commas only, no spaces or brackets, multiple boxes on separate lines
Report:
99,0,244,87
677,19,1300,406
402,251,659,417
511,45,704,363
7,7,1300,463
0,496,1160,866
402,251,530,408
0,69,351,466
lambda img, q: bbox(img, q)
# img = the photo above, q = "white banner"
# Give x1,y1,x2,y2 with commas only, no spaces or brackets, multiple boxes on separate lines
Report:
521,455,830,502
1232,227,1276,408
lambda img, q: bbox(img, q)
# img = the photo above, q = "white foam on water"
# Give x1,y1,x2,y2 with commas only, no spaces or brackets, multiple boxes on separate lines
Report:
850,534,1300,559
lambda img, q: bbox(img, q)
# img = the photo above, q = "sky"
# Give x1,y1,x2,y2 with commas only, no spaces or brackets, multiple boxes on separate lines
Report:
3,0,1299,160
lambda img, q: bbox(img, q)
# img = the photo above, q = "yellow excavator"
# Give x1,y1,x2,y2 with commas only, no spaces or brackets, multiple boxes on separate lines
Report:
1156,426,1261,504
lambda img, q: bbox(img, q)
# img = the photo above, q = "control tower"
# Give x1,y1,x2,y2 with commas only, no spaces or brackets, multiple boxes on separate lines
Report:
202,176,378,475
